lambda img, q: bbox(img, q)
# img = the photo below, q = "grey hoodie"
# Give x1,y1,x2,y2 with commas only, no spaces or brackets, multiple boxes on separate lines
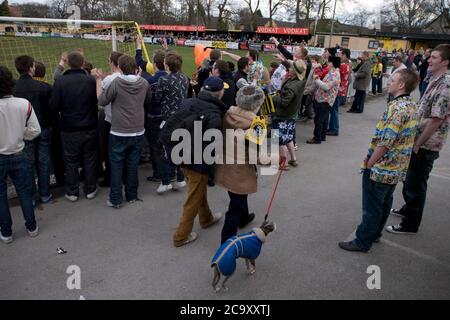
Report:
99,75,151,134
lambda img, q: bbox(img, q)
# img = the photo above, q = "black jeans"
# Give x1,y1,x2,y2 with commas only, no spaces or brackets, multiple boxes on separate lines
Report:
50,125,65,186
145,115,164,178
350,90,366,113
313,101,330,142
61,129,98,196
221,191,251,244
399,149,440,231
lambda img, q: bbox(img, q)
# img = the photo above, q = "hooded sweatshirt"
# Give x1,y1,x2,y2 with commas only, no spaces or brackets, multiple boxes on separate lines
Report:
98,75,151,135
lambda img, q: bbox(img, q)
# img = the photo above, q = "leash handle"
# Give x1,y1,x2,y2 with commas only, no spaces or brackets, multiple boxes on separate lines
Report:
264,169,283,221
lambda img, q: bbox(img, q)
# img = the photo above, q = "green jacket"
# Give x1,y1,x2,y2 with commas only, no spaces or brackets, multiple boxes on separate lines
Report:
273,77,306,120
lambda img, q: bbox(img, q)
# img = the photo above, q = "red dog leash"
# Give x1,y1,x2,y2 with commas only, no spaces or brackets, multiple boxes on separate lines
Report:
264,169,283,222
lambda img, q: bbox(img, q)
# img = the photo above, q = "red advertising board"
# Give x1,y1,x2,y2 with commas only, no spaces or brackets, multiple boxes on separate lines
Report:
263,43,277,52
256,27,309,36
176,39,186,46
140,25,205,32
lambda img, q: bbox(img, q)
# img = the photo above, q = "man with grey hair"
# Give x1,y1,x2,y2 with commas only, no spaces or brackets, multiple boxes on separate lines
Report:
170,77,229,247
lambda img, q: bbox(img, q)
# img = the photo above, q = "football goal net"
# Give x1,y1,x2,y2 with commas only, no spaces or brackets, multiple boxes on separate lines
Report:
0,17,151,83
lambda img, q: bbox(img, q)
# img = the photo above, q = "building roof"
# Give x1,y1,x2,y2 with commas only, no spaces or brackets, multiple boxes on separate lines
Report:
8,5,22,17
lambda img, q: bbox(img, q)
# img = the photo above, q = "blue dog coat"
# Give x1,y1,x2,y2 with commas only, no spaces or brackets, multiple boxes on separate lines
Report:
211,228,266,276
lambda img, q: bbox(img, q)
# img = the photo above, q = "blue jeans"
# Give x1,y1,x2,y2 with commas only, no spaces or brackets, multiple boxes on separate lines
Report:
0,153,37,237
371,77,379,94
24,127,52,200
328,96,343,134
354,169,396,250
109,134,144,206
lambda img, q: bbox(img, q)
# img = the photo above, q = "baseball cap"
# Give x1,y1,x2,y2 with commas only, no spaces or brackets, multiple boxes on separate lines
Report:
203,76,229,92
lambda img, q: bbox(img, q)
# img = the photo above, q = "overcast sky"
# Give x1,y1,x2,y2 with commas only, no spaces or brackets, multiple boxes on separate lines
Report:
9,0,382,25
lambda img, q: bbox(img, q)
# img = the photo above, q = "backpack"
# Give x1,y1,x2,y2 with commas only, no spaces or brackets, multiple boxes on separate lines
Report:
159,106,206,165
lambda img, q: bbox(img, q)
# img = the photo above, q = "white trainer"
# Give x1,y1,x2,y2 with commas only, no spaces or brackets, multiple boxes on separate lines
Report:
86,189,98,200
157,183,173,194
173,180,187,190
65,194,79,202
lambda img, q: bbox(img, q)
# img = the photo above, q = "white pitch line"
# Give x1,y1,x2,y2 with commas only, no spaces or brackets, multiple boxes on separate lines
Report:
344,231,450,270
380,238,450,270
431,173,450,181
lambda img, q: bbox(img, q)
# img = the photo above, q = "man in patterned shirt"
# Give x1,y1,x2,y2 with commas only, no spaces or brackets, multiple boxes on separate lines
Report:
327,48,351,136
339,69,420,252
388,44,450,235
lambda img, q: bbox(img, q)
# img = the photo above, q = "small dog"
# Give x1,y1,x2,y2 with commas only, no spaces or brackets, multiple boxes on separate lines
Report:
211,220,276,292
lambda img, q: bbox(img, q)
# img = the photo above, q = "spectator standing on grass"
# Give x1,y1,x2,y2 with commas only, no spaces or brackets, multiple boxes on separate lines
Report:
339,69,420,252
94,54,151,209
13,55,53,205
0,66,41,244
50,51,99,202
387,44,450,235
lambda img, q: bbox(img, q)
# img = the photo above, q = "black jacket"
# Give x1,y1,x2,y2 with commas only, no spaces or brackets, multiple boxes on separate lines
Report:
220,74,237,109
418,56,430,81
14,74,53,128
180,90,227,174
50,69,98,132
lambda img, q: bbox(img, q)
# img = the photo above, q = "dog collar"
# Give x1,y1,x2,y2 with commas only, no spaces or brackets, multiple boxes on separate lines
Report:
252,228,266,243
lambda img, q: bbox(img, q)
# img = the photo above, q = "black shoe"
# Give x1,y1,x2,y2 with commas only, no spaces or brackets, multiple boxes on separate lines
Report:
238,213,255,229
338,241,368,253
390,208,405,218
347,110,356,113
306,138,321,144
386,224,417,235
373,237,381,243
326,131,339,136
98,179,110,188
146,175,161,182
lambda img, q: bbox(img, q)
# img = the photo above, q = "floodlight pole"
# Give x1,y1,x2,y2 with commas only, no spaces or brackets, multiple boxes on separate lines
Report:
328,0,337,48
196,0,199,38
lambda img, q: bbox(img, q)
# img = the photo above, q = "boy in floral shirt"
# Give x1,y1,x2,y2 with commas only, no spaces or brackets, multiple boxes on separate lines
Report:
388,44,450,235
339,69,420,252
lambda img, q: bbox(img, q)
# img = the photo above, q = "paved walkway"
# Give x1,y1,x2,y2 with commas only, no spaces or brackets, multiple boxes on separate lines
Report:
1,92,449,299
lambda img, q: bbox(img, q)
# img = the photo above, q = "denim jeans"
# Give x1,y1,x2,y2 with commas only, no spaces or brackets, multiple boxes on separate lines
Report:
371,77,379,94
354,169,396,251
313,101,331,142
328,96,343,134
221,191,251,244
419,81,428,98
0,153,37,237
61,130,98,196
350,90,366,113
109,134,144,206
398,149,439,231
24,127,52,199
145,115,164,179
377,77,383,93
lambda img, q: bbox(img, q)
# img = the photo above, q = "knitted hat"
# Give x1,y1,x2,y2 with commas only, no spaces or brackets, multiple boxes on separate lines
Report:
236,85,265,111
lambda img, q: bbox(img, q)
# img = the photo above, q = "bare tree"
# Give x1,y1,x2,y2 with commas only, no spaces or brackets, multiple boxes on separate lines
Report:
17,2,51,18
382,0,435,32
241,0,260,31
